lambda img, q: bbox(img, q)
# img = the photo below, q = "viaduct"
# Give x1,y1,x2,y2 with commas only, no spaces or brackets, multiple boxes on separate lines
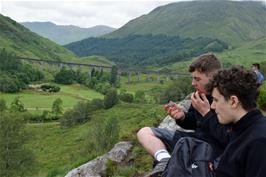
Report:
16,57,189,83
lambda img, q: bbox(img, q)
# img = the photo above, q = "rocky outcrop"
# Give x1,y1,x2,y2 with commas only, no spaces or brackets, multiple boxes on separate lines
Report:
65,97,193,177
158,115,194,133
65,141,133,177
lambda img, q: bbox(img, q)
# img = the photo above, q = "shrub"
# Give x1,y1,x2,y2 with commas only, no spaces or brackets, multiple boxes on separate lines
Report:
104,89,119,109
85,116,119,154
86,77,97,89
52,98,63,118
90,99,104,110
119,92,134,103
60,101,92,127
94,82,112,95
10,96,26,112
0,99,7,112
22,110,58,123
135,90,146,103
40,84,60,92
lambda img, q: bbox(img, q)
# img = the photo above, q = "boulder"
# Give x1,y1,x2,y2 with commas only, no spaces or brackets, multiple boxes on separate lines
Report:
65,141,132,177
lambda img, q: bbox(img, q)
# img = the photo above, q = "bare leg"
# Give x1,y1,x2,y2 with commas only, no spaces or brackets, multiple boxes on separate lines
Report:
137,127,167,156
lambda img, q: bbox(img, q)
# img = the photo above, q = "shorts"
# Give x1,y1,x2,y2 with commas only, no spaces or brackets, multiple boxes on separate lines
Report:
151,127,196,152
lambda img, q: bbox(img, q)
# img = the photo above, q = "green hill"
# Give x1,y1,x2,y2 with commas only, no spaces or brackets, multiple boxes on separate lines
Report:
0,14,77,61
159,37,266,73
21,22,116,45
217,36,266,66
66,34,228,66
80,56,115,67
105,1,266,48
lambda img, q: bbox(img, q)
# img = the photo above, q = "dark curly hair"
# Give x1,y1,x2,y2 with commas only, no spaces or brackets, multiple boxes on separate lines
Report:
206,66,260,111
189,53,222,75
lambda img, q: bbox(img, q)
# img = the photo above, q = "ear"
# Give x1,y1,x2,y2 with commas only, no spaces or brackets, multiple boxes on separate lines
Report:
230,95,240,109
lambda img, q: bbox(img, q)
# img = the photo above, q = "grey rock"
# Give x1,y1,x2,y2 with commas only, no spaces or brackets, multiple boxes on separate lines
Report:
65,141,132,177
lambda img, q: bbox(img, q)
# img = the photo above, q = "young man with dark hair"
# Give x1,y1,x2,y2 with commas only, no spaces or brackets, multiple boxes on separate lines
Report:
205,66,266,177
137,53,230,177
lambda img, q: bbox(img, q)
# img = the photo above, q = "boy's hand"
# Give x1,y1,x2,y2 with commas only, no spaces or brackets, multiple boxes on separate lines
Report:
164,101,176,111
191,91,210,116
164,101,185,120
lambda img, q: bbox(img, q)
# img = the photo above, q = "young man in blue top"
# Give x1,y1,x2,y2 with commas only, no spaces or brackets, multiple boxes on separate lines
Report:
252,63,264,84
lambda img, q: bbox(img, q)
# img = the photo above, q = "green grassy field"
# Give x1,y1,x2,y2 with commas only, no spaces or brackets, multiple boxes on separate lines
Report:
0,84,103,111
25,103,165,177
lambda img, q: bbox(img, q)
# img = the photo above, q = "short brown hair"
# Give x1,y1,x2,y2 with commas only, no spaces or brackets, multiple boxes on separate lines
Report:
206,66,260,111
189,53,222,75
252,63,260,70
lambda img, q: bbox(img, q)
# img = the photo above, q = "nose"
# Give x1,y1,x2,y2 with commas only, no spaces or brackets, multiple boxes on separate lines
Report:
192,79,196,86
211,102,215,109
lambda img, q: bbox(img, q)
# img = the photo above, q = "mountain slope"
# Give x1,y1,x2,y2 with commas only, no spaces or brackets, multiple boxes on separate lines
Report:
0,14,77,61
159,36,266,73
105,1,266,47
21,22,116,45
66,34,228,66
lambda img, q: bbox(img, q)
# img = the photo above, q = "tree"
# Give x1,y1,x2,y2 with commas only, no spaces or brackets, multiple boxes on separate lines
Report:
0,74,21,93
10,96,26,112
99,68,104,79
91,68,96,78
104,89,119,109
54,67,75,84
0,48,20,71
60,101,92,127
110,65,118,86
52,98,63,117
0,99,7,112
0,112,36,177
75,69,88,84
0,49,44,92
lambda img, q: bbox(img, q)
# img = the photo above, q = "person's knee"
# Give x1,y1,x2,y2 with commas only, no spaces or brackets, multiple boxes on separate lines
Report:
137,127,154,141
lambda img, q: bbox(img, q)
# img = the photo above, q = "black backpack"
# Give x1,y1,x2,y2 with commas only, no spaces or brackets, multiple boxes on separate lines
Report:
162,137,216,177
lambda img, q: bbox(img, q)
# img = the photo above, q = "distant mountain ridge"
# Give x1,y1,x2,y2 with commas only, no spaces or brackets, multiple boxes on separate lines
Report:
66,1,265,67
21,22,116,45
105,0,266,47
0,14,77,61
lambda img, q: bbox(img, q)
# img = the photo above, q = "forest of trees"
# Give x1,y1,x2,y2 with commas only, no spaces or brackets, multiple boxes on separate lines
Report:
0,49,44,93
66,34,228,67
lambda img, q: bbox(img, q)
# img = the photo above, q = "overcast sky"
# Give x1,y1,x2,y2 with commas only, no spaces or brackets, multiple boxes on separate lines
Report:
1,0,265,28
0,0,178,28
